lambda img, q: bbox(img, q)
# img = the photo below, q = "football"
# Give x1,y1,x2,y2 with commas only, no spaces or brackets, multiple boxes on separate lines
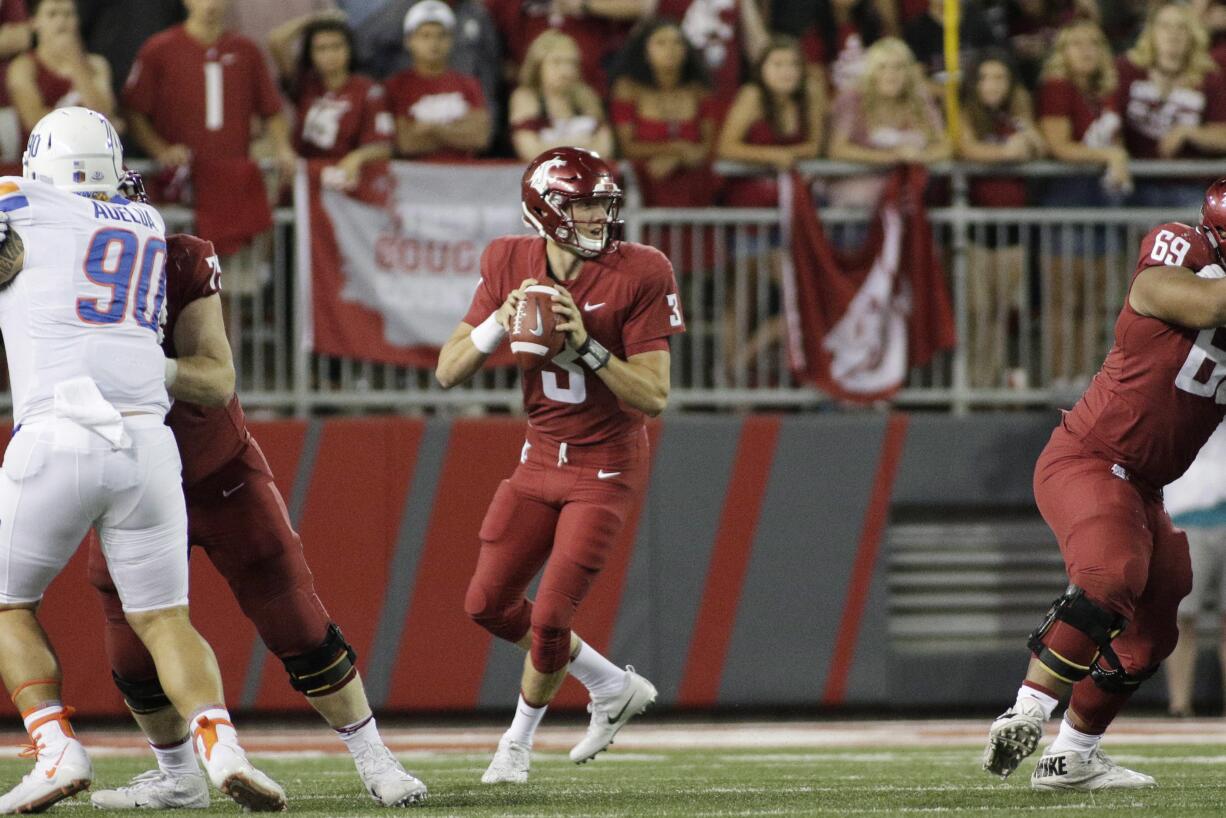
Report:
510,284,565,369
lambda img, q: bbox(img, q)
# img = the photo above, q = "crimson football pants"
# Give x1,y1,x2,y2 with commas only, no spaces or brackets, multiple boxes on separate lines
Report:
1031,430,1193,732
465,428,649,675
88,441,331,688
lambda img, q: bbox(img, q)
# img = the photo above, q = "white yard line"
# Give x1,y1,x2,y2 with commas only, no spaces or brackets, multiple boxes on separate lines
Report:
0,718,1219,759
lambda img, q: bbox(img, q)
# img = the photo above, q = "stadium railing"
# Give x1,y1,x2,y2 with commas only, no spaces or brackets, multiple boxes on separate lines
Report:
89,159,1225,415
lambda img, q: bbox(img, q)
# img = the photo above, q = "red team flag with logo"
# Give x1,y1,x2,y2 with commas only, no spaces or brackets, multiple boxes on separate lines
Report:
782,166,956,403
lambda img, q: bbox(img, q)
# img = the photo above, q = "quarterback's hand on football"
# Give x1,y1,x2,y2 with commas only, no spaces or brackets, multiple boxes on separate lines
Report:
0,211,10,246
495,278,538,331
551,284,588,348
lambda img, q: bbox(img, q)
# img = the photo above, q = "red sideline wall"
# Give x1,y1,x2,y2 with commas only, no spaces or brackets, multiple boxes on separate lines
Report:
3,412,1029,716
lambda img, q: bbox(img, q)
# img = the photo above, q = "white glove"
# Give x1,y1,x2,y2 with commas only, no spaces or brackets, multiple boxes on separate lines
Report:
0,210,10,246
1197,263,1226,280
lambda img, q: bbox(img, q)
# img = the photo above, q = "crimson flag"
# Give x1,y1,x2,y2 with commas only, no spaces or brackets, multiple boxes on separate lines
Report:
783,166,956,403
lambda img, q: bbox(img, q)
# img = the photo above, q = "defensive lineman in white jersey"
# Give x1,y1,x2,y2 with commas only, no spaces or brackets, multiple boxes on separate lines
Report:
0,108,286,814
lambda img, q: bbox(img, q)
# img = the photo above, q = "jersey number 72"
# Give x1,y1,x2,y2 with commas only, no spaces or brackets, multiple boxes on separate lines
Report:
76,228,167,334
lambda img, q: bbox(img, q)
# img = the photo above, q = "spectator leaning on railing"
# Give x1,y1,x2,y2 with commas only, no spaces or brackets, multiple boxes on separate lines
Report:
7,0,113,143
957,48,1046,390
385,0,491,160
1116,1,1226,207
508,29,613,162
717,34,824,207
1036,20,1123,388
826,36,950,208
1037,20,1128,201
610,17,719,207
269,11,393,191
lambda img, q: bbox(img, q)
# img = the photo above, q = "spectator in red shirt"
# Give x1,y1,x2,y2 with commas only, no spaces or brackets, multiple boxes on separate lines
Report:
1038,20,1127,199
611,17,718,207
717,35,824,206
1116,2,1226,206
6,0,113,143
957,49,1045,389
487,0,653,93
1037,20,1124,387
269,11,393,190
509,29,613,162
385,0,490,159
826,37,950,207
123,0,296,296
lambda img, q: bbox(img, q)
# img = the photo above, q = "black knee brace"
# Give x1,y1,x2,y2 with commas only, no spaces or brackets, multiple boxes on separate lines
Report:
1027,584,1128,684
280,623,358,697
112,672,171,714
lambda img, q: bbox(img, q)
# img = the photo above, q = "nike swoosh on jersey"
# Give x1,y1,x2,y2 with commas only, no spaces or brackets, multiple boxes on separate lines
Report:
222,482,246,498
597,470,621,479
583,302,606,312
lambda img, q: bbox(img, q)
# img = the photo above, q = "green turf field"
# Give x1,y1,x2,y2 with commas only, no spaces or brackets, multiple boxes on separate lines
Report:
5,744,1226,817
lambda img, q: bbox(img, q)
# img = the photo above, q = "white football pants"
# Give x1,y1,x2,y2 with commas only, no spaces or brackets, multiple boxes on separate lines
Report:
0,414,188,611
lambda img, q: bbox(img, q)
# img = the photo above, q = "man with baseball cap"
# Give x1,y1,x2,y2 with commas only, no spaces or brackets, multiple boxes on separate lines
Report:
384,0,491,159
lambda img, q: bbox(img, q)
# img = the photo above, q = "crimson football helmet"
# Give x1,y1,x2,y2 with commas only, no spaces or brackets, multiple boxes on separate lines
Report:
521,147,622,257
1200,178,1226,263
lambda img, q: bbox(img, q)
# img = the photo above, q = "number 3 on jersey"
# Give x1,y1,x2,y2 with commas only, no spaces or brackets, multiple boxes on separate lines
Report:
76,228,167,333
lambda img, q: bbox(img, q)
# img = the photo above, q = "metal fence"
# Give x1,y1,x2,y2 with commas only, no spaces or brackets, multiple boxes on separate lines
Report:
11,159,1221,416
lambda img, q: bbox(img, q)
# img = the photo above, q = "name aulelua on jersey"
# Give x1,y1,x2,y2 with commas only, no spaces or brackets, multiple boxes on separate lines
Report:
0,176,170,430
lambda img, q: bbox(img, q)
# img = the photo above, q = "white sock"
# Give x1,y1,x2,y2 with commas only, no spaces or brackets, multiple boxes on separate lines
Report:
336,713,382,758
569,640,627,701
151,736,200,777
190,707,239,760
1016,685,1059,720
505,695,547,747
1047,716,1101,759
23,704,73,755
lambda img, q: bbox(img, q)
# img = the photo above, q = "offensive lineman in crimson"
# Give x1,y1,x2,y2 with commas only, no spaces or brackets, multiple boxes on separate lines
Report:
436,147,685,783
983,179,1226,790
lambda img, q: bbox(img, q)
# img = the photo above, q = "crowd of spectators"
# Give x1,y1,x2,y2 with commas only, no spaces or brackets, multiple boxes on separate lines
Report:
0,0,1219,211
2,0,1225,389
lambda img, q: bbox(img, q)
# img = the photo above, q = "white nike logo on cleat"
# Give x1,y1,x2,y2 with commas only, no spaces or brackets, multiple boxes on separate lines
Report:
597,470,620,480
222,482,246,498
583,302,606,312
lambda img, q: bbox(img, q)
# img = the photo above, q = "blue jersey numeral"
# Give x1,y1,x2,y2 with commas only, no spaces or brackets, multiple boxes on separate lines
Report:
76,229,167,333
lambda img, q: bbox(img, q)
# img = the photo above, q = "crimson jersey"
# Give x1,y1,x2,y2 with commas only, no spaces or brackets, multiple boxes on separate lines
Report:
463,236,685,446
1038,77,1120,147
123,25,282,159
1116,57,1226,159
162,234,250,487
1061,222,1226,487
293,72,393,160
26,56,74,141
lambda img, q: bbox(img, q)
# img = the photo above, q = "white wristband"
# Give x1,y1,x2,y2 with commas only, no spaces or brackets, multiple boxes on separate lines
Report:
164,357,178,389
470,312,507,354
